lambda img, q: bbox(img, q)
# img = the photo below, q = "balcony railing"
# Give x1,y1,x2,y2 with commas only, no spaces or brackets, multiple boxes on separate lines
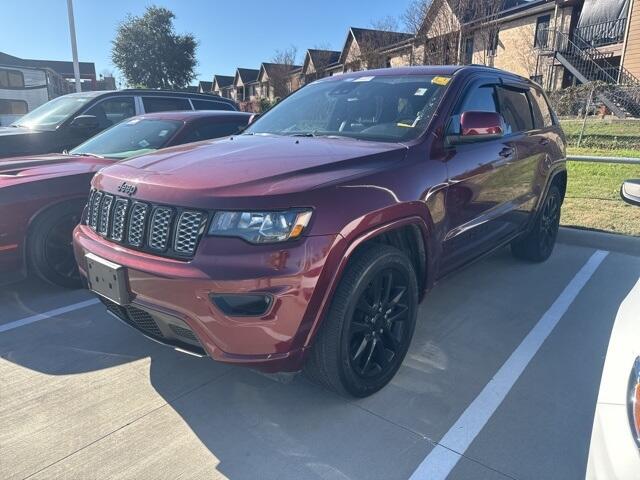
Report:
575,18,627,48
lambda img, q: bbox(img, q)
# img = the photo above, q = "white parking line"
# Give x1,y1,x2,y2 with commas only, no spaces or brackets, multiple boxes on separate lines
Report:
0,298,100,334
410,249,609,480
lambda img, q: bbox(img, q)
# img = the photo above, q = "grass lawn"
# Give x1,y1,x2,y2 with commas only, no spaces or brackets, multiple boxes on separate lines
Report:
562,152,640,236
557,120,640,236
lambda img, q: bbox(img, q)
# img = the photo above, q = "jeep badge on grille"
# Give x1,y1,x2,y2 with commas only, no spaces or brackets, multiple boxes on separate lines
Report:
118,182,137,196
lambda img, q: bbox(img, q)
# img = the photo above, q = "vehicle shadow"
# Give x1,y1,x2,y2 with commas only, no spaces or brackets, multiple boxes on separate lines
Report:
1,246,638,479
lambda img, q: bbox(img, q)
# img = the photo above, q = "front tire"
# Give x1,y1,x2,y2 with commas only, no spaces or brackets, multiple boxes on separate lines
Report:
511,184,562,262
27,202,84,288
305,244,418,397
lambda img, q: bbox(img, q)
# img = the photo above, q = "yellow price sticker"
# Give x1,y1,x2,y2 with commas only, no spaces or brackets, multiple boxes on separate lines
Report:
431,76,451,86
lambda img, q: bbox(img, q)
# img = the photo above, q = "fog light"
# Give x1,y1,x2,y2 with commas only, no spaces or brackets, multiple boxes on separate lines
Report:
211,294,273,317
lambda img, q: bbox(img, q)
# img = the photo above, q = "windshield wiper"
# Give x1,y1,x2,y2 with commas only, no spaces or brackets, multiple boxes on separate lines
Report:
290,132,317,137
67,152,104,159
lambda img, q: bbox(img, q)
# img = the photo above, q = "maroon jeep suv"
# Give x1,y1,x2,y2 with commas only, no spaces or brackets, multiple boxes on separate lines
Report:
73,66,566,397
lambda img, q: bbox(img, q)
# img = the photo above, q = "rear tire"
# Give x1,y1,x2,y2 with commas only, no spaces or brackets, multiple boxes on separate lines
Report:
27,202,84,289
305,244,418,397
511,184,562,263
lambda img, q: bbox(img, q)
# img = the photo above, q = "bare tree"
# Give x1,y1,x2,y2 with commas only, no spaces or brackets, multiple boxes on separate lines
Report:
402,0,433,34
370,15,401,33
269,46,298,98
409,0,503,66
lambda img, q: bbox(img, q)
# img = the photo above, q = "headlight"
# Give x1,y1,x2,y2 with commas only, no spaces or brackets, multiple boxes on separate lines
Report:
208,209,313,243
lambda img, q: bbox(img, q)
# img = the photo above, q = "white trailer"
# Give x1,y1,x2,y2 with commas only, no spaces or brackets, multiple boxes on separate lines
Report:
0,65,72,126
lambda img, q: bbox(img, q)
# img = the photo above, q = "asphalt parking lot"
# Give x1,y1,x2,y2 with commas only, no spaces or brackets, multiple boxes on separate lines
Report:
1,228,639,480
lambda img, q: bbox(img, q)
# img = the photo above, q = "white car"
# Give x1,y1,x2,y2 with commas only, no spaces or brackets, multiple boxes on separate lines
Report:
586,180,640,480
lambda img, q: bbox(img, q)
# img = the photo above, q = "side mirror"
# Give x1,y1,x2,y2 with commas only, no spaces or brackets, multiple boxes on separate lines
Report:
621,179,640,206
248,113,261,125
70,115,99,130
447,111,504,145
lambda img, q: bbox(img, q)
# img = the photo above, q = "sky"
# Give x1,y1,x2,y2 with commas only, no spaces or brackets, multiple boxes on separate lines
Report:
2,0,414,86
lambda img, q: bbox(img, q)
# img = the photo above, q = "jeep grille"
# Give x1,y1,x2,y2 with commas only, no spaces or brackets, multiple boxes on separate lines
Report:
86,189,207,259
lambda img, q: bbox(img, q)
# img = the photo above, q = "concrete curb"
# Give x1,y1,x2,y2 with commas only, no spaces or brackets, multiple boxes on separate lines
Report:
558,227,640,256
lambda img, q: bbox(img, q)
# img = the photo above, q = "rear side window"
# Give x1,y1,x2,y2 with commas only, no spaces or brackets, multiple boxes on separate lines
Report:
497,87,534,133
529,88,553,127
191,99,235,111
459,85,498,113
143,97,192,113
179,120,247,144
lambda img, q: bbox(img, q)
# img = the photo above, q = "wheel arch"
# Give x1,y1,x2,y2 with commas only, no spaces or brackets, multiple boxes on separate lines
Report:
23,196,88,269
299,209,437,353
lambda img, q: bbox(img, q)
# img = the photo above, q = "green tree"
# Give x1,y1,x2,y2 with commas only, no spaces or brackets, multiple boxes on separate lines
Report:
111,6,197,89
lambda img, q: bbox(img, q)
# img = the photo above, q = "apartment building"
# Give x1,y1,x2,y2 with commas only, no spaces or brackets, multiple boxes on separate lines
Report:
213,0,639,116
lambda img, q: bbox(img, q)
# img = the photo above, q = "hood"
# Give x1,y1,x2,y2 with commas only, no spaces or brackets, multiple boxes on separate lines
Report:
0,153,111,184
0,126,55,159
0,126,44,137
95,134,408,202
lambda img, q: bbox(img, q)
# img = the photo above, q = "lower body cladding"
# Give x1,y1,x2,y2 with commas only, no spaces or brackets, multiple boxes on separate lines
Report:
73,225,341,372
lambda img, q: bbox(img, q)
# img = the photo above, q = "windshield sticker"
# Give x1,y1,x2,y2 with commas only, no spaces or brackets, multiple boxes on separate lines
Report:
138,139,150,148
158,129,169,137
354,76,374,82
432,76,451,86
414,88,428,96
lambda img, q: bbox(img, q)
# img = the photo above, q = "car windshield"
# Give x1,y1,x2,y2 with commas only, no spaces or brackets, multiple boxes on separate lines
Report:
245,74,451,142
11,95,94,130
69,117,182,160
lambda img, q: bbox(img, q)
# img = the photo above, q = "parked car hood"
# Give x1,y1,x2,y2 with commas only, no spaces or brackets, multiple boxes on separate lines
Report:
0,153,111,187
95,135,408,202
0,126,57,159
0,126,44,137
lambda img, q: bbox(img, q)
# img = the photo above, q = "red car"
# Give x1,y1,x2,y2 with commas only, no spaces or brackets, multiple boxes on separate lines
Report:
0,110,250,287
73,66,567,397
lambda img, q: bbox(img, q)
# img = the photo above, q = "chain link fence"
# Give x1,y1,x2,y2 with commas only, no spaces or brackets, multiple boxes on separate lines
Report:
546,81,640,150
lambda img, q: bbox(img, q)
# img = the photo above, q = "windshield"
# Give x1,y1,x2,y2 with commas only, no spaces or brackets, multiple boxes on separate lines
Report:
12,95,94,130
245,74,451,142
69,117,182,159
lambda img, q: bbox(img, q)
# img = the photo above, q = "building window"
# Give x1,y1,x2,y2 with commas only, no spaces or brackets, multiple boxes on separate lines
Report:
0,69,25,88
534,15,551,48
463,37,474,64
0,99,28,115
487,29,499,57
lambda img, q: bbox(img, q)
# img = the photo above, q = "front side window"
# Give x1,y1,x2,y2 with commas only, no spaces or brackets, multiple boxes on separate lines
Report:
0,99,28,115
180,120,247,144
459,84,499,113
84,97,135,129
69,118,182,159
497,87,534,133
11,94,93,130
143,97,192,113
245,75,451,143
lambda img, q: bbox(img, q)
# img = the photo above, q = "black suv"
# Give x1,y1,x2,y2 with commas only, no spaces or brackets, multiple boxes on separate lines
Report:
0,90,238,158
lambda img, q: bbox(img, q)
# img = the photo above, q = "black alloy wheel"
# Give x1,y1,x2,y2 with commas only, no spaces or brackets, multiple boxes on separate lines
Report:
511,184,562,263
349,267,411,379
305,244,418,397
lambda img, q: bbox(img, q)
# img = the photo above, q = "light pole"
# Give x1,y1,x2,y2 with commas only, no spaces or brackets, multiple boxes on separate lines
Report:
66,0,82,93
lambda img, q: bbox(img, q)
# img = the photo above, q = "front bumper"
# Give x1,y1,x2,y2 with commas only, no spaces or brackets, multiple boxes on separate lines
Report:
73,225,340,372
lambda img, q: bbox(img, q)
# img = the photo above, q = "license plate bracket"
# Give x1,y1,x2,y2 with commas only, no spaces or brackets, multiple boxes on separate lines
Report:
85,253,130,305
